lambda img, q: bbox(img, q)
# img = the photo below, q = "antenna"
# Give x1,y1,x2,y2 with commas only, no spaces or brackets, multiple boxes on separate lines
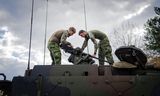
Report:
43,0,49,65
27,0,34,71
83,0,89,54
83,0,88,31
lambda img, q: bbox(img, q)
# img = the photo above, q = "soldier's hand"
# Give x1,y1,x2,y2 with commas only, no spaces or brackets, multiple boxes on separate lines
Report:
67,44,73,48
79,48,83,52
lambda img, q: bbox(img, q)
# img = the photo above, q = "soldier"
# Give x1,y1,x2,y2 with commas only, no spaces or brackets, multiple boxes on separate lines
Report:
48,27,76,65
79,30,114,65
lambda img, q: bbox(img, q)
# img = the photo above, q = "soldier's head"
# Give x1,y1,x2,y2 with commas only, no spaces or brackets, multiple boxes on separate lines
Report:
68,27,76,36
79,30,87,38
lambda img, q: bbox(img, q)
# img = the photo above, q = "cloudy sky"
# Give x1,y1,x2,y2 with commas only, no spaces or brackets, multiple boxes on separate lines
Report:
0,0,159,80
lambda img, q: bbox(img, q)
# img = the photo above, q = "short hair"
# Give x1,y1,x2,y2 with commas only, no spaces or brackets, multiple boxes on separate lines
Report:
69,27,76,33
79,30,85,35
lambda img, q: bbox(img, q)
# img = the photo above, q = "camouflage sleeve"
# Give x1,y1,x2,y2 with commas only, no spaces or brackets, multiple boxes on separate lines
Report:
91,38,98,55
89,32,98,55
81,38,88,51
60,31,70,45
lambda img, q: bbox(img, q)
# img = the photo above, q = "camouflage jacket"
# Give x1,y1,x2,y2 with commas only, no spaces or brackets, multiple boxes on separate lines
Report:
49,30,70,45
81,30,109,54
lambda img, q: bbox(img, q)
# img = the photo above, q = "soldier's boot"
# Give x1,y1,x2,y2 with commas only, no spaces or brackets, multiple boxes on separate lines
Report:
51,62,55,65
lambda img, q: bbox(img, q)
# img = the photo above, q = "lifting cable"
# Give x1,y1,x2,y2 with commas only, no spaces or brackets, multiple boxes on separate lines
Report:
43,0,49,65
83,0,89,54
27,0,35,70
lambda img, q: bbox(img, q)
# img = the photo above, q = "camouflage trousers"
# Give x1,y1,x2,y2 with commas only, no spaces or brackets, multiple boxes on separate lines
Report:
98,38,114,65
47,42,61,65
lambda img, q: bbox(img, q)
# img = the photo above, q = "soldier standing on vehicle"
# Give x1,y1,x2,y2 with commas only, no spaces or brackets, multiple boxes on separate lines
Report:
48,27,76,65
79,30,114,65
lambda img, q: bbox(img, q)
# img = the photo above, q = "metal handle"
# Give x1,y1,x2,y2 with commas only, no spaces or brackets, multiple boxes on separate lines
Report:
63,71,71,76
0,73,6,80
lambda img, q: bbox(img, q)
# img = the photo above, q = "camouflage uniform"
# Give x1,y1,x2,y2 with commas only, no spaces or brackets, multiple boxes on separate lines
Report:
81,30,114,65
48,30,70,65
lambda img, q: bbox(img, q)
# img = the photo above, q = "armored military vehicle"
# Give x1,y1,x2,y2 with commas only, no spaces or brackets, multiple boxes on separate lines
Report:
0,46,160,96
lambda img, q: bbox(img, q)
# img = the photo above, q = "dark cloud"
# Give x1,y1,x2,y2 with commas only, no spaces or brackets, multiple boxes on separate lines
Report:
0,57,27,80
0,30,5,39
0,0,159,79
0,0,48,47
0,31,51,79
0,0,157,51
49,0,74,4
62,0,74,4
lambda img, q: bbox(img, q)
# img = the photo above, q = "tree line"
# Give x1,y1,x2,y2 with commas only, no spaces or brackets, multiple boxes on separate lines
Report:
112,7,160,58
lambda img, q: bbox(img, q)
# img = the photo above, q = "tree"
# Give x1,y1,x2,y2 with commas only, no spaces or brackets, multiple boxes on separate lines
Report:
112,22,144,49
144,16,160,54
